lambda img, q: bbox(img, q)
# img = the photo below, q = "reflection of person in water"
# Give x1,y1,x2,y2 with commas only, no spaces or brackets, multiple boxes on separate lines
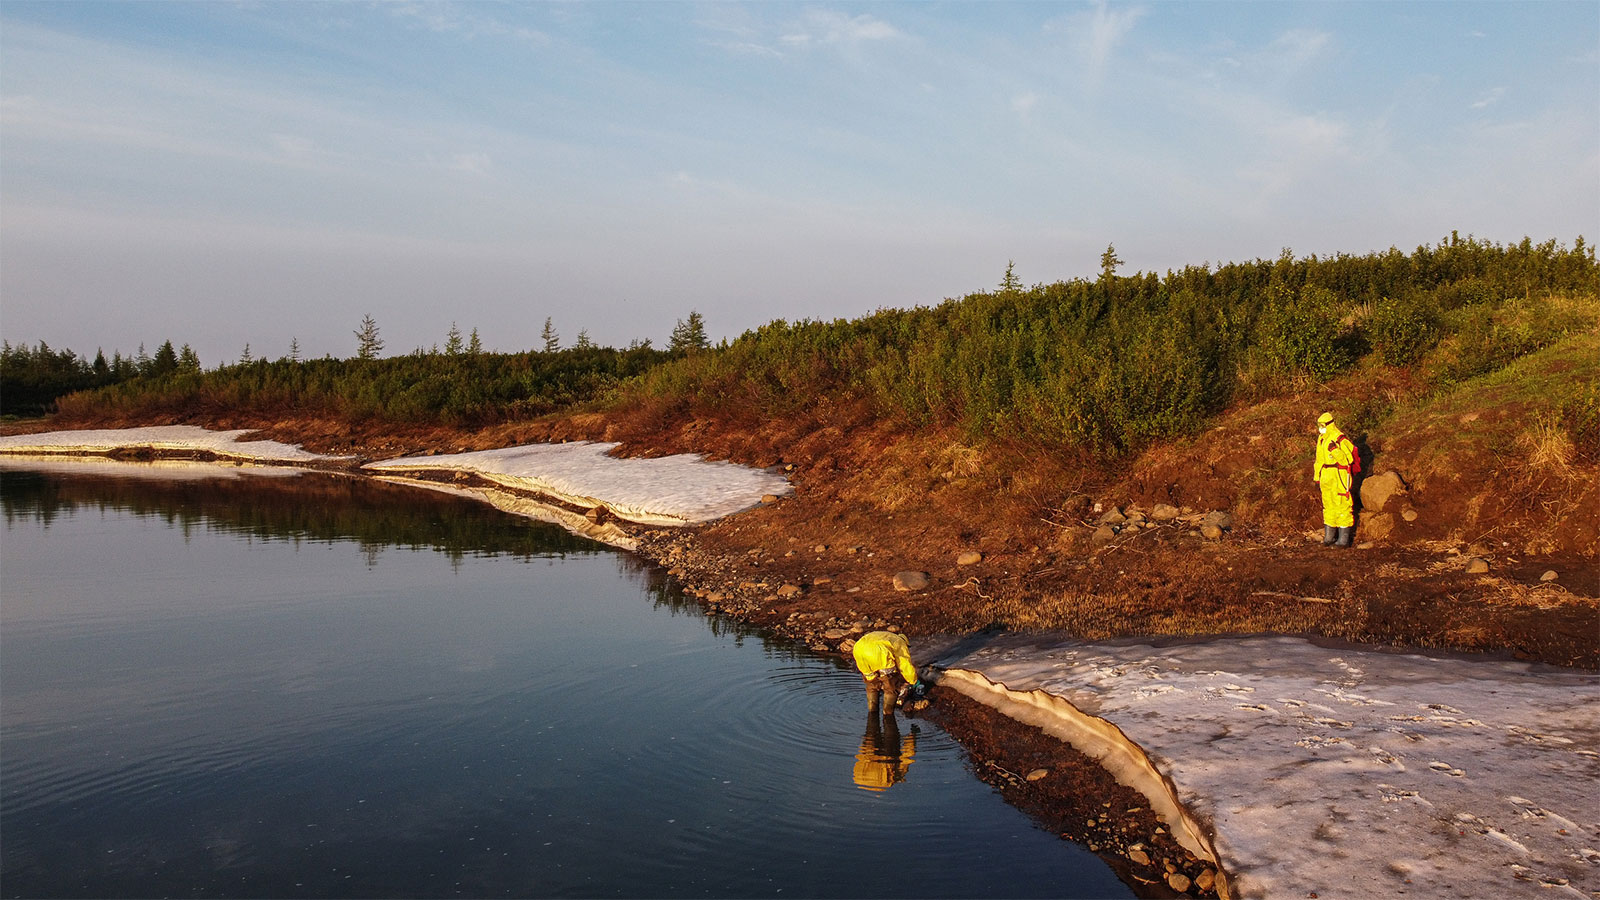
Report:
853,707,917,792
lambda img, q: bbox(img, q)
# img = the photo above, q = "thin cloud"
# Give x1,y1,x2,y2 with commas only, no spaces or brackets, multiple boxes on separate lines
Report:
780,9,904,48
1470,87,1506,109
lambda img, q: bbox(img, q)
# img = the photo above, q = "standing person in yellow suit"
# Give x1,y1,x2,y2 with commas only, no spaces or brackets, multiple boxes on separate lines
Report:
851,631,924,713
1314,412,1359,547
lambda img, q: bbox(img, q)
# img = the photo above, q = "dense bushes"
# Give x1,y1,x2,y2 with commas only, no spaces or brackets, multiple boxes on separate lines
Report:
27,233,1599,460
618,234,1597,455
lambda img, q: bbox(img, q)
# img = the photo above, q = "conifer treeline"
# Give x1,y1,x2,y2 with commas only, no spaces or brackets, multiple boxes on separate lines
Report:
621,234,1597,453
8,235,1597,453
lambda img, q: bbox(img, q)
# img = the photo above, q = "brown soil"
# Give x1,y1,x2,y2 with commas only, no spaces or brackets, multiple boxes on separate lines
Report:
9,361,1596,898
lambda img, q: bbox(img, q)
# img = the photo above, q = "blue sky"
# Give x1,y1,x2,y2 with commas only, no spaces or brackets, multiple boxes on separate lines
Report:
2,1,1596,364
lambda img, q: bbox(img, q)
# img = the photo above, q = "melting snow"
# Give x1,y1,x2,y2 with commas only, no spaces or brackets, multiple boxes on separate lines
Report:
933,634,1600,900
365,442,791,526
0,426,341,463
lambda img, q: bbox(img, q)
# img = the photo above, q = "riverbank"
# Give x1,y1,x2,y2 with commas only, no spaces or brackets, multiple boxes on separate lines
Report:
4,426,1596,900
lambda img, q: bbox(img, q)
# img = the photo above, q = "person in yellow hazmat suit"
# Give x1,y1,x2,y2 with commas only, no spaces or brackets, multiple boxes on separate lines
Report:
1313,412,1359,547
851,631,924,712
853,706,916,791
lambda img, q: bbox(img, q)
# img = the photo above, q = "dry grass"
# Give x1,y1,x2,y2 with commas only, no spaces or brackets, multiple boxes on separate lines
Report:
1516,414,1576,478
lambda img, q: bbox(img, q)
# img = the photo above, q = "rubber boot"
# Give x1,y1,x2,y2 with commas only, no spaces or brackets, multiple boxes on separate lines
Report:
1322,526,1338,546
1335,526,1354,547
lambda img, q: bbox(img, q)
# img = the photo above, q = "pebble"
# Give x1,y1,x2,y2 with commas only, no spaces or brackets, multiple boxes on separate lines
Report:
1127,849,1150,866
956,550,983,566
1166,872,1191,892
1151,503,1180,522
1402,507,1418,522
1465,557,1490,574
1092,525,1117,544
1196,870,1216,891
1540,570,1558,582
1201,523,1223,540
761,494,779,504
1026,768,1049,782
775,583,802,598
892,571,931,591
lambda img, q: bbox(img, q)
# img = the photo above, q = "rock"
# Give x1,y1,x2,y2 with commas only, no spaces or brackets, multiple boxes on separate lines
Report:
761,494,780,504
812,576,833,586
1466,543,1491,558
1127,849,1150,866
776,583,802,598
838,638,856,653
1092,525,1117,544
1200,523,1223,541
1359,470,1408,513
1123,522,1140,532
1166,873,1191,892
823,628,850,640
1401,507,1419,522
1098,507,1127,526
813,544,828,553
706,592,726,603
892,571,931,591
1466,557,1490,574
1151,503,1180,522
956,550,983,566
1025,768,1049,782
1357,541,1375,550
1196,870,1216,892
1540,570,1559,582
1202,510,1233,530
584,506,603,521
1361,511,1396,541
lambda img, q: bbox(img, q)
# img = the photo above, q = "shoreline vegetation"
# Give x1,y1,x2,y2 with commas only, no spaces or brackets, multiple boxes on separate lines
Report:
5,235,1598,899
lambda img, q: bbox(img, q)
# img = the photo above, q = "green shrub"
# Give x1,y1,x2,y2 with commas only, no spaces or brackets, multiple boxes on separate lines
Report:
1368,294,1443,366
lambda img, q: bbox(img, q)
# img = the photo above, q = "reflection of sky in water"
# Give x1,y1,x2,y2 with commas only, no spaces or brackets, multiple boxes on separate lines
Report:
1,468,1130,898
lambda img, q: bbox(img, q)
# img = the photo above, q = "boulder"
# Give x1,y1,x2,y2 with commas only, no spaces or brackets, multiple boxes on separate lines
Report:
1361,511,1396,542
1151,503,1181,522
1360,470,1408,512
892,571,931,592
955,550,983,566
1465,557,1490,574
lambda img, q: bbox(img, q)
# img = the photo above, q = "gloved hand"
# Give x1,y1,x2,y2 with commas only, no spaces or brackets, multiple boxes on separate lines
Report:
908,682,928,701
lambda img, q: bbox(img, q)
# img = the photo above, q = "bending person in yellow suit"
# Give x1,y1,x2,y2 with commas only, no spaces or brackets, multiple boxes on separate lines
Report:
1314,412,1357,547
851,631,923,713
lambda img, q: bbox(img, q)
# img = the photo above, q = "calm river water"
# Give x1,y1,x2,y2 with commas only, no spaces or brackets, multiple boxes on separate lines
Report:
0,463,1130,898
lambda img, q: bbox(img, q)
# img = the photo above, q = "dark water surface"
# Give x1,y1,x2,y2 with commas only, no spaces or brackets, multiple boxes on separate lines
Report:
0,463,1130,899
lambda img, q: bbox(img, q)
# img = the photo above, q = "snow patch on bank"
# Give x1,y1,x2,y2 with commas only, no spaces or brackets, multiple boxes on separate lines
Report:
0,426,343,464
934,635,1599,900
365,442,791,526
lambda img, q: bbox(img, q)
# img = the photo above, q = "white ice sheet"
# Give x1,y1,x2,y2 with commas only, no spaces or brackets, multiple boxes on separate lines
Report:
936,634,1599,900
365,442,791,526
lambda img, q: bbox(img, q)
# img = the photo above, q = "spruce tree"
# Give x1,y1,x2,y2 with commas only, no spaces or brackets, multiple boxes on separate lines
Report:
354,315,384,359
668,311,709,354
468,328,482,355
541,317,559,352
445,322,464,355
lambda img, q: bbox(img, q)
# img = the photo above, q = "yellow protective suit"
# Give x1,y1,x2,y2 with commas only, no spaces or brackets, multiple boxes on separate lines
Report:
1314,422,1357,528
852,631,919,685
